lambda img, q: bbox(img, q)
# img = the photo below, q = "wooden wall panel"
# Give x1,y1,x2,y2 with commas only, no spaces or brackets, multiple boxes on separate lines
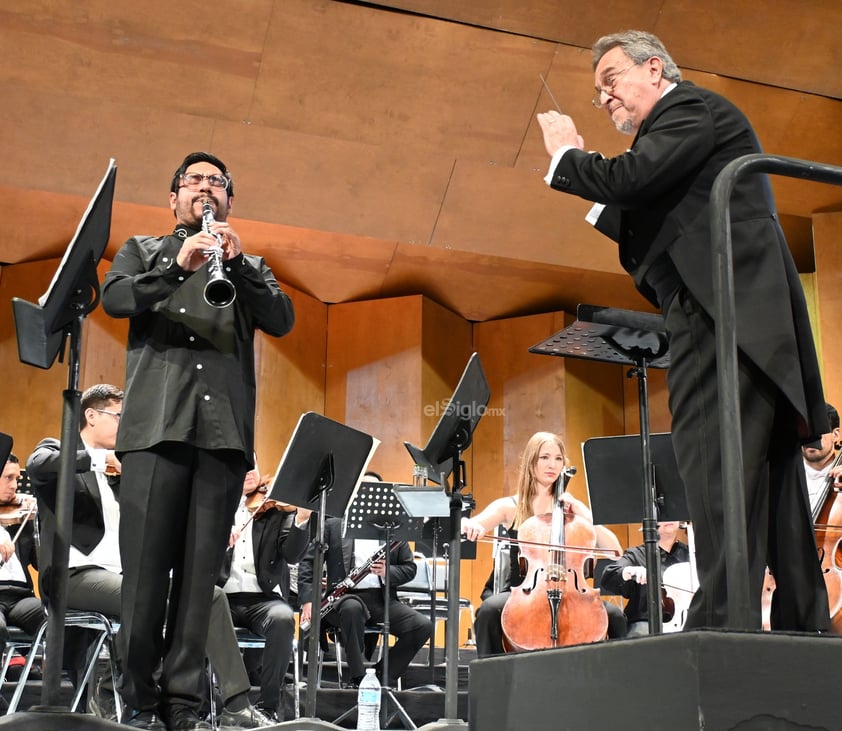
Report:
813,212,842,412
431,158,624,275
325,295,472,482
657,0,842,100
0,2,272,121
253,0,556,162
364,0,661,49
366,0,842,99
254,285,328,474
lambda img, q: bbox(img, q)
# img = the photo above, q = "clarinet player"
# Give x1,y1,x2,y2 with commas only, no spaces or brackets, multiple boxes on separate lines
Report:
102,151,295,731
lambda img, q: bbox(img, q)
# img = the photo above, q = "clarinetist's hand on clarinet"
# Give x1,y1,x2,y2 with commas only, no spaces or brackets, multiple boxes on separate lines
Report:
204,218,242,261
177,234,218,271
177,229,242,271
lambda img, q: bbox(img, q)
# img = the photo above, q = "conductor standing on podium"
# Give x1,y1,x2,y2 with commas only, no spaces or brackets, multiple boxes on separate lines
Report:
537,30,829,633
102,151,295,730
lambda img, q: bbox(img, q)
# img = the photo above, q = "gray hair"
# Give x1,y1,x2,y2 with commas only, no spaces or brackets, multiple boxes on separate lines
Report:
592,30,682,83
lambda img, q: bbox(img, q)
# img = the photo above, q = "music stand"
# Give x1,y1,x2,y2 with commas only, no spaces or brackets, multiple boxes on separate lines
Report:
10,159,116,709
582,433,689,525
584,433,690,626
403,352,489,726
529,304,670,634
337,481,424,729
267,411,379,720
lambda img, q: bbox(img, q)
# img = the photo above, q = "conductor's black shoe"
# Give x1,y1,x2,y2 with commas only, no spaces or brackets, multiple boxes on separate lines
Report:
218,704,275,729
124,708,167,730
163,705,212,730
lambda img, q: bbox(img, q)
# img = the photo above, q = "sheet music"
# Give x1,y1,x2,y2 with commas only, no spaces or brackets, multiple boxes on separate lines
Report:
38,158,117,307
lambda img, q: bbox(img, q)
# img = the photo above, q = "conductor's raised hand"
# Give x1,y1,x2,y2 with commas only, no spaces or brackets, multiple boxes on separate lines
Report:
537,111,585,156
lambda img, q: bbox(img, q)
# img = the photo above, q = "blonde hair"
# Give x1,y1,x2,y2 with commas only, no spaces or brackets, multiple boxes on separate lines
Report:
512,431,566,529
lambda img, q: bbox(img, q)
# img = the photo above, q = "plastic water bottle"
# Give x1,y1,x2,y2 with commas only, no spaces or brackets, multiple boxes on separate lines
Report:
356,668,381,730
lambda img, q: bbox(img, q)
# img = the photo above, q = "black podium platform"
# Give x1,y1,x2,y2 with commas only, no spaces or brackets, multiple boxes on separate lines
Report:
469,630,840,730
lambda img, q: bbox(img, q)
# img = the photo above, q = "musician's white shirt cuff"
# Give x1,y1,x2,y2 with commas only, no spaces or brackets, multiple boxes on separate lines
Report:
87,448,108,473
543,146,576,185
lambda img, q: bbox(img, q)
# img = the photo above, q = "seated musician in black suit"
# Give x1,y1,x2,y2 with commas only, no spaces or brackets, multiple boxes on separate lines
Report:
298,515,432,688
600,521,691,636
219,462,312,722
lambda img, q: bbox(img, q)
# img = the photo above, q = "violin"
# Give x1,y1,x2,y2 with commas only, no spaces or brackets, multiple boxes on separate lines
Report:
244,475,297,516
0,494,38,568
0,494,38,527
500,470,608,651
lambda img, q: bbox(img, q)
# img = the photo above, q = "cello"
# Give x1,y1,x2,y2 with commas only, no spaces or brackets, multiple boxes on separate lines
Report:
500,468,608,651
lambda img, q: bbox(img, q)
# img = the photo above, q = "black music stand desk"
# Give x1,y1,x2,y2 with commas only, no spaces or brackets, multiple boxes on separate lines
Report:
582,433,689,525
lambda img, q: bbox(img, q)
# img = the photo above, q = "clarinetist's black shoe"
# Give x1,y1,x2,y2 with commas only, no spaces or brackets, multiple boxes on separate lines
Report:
124,708,167,730
162,705,212,730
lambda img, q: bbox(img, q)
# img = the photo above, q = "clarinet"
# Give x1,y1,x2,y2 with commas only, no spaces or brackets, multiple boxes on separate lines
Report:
201,200,236,308
300,540,402,632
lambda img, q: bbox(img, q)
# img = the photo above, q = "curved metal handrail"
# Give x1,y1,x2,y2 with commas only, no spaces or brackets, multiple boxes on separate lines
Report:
710,153,842,628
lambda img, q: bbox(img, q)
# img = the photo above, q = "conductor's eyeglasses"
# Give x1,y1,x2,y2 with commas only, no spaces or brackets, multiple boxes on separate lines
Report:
592,63,640,108
179,172,230,191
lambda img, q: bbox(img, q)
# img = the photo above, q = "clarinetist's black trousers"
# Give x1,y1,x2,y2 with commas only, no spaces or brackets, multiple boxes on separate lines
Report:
117,443,246,714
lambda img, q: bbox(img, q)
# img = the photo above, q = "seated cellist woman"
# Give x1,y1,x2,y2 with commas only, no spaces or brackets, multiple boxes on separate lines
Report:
461,431,627,657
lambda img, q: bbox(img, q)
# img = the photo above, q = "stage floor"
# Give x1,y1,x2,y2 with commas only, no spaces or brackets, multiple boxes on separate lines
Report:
0,645,475,729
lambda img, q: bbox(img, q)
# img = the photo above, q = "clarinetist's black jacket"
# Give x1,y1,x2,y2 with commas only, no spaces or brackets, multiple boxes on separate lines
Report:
101,224,294,464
